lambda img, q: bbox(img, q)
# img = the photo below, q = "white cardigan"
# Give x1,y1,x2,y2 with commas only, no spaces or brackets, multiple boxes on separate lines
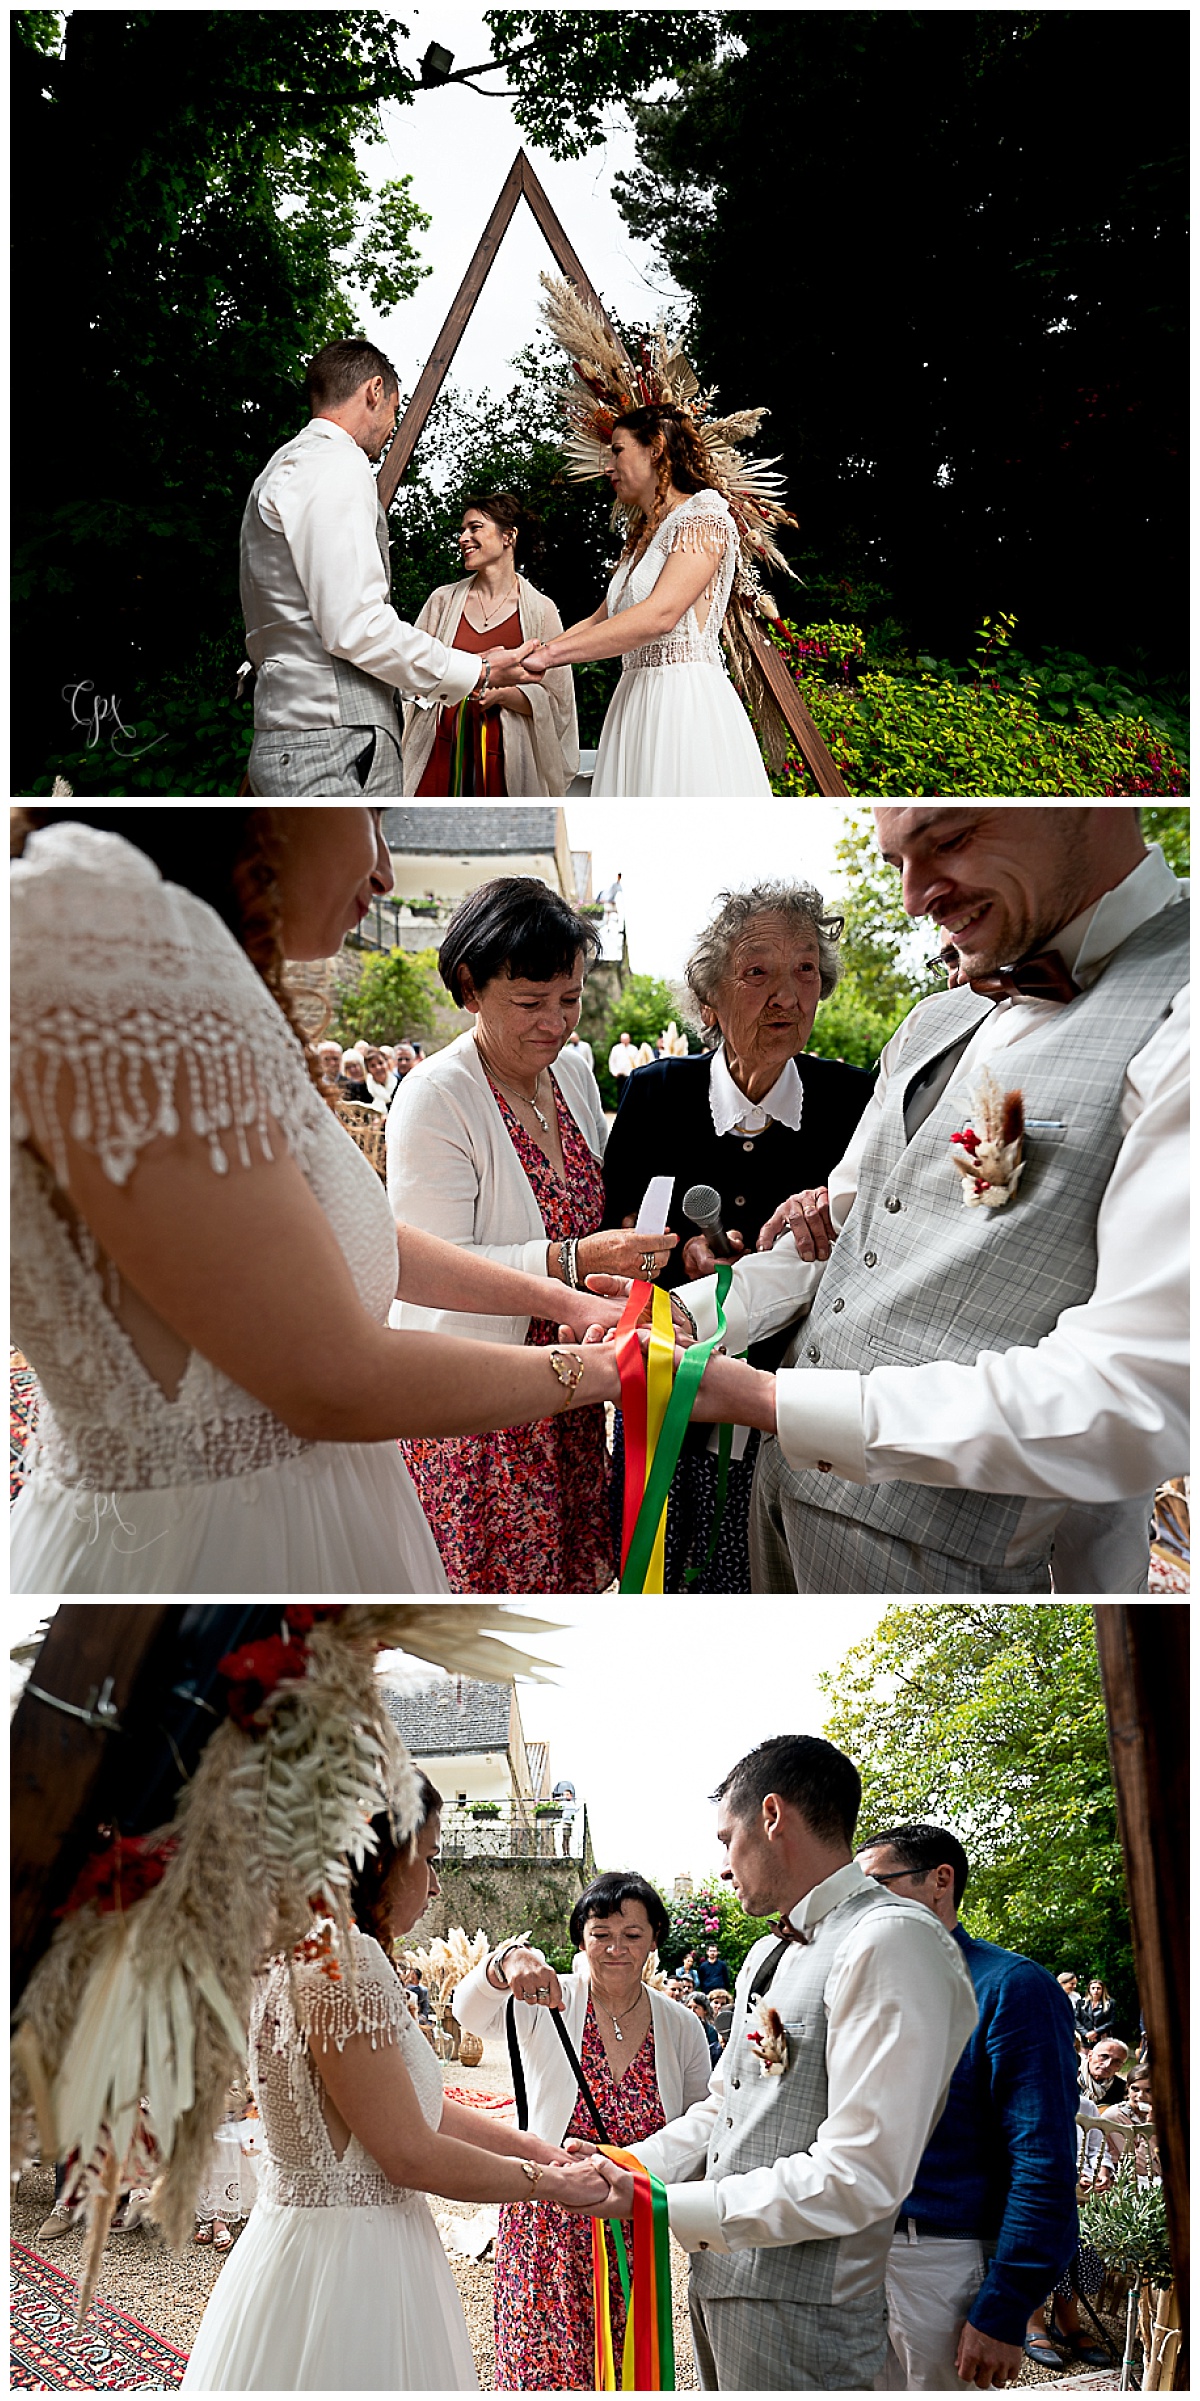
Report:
400,576,580,797
454,1958,714,2146
386,1032,609,1345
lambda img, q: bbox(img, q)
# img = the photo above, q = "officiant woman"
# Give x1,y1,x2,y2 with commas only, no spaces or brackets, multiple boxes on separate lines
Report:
602,881,872,1590
386,877,675,1592
455,1873,712,2391
401,494,579,795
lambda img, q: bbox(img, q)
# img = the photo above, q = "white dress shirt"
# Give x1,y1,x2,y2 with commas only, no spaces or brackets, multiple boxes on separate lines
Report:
609,1042,637,1078
708,1043,804,1136
631,1863,977,2293
686,847,1188,1562
244,420,479,723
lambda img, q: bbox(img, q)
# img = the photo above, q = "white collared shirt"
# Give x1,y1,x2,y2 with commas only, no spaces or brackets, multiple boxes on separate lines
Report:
685,846,1188,1577
631,1862,977,2285
708,1043,805,1137
244,419,479,714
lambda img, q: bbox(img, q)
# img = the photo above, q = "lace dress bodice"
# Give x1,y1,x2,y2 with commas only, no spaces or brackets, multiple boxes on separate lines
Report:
605,488,737,674
253,1930,441,2212
10,824,398,1495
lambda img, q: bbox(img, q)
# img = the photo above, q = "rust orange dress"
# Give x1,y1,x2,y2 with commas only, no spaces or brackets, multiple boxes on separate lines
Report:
416,606,521,795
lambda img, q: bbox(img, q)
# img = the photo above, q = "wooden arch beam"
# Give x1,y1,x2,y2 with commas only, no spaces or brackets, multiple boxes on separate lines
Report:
376,149,848,796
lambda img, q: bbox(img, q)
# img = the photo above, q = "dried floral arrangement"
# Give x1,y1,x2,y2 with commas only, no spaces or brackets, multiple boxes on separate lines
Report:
539,272,800,765
11,1603,553,2322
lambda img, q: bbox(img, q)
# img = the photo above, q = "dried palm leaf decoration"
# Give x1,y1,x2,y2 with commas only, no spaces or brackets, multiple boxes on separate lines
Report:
11,1604,556,2323
539,272,801,768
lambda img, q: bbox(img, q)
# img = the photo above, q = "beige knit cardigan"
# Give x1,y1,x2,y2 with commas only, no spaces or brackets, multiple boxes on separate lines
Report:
399,575,580,796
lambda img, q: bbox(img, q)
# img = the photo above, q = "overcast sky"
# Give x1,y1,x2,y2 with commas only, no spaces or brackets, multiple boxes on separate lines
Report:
391,1599,889,1889
566,799,853,984
362,6,688,402
13,1604,888,1892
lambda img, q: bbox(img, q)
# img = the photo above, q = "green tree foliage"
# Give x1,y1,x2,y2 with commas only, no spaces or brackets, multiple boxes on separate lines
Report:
820,1605,1135,2024
661,1879,773,1982
13,10,430,795
494,12,1187,678
798,808,933,1071
595,974,694,1109
334,949,442,1046
1142,809,1189,876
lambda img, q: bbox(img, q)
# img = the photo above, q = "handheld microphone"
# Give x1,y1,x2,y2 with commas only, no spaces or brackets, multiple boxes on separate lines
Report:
682,1182,735,1260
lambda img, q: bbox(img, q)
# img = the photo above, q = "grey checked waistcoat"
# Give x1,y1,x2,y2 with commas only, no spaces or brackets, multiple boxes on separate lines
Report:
775,901,1189,1568
692,1881,928,2307
240,435,400,736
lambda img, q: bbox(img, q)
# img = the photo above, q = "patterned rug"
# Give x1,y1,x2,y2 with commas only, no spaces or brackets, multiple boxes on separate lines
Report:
443,2085,514,2112
11,1349,38,1506
10,2242,187,2391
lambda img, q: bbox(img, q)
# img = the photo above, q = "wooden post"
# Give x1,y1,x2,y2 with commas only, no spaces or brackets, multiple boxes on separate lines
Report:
11,1605,178,2003
750,622,850,797
1092,1604,1189,2374
378,150,625,512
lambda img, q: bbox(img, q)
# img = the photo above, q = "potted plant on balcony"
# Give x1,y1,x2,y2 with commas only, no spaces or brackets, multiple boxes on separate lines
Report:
468,1800,501,1819
535,1802,562,1820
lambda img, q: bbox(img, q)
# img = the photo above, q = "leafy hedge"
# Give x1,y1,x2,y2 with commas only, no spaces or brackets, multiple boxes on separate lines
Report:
766,615,1189,797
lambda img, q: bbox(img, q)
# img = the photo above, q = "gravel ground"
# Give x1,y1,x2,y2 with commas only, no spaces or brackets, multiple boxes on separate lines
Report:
12,2035,698,2390
13,2050,1132,2392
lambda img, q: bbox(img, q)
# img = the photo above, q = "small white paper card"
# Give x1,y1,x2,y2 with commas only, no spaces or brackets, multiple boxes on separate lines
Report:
635,1175,674,1235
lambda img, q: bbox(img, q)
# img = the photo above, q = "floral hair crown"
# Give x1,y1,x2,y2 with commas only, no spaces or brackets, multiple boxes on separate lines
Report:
538,272,797,593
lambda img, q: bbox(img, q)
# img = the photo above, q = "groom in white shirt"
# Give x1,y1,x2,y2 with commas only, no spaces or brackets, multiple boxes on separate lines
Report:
683,806,1188,1594
239,338,535,796
586,1734,977,2391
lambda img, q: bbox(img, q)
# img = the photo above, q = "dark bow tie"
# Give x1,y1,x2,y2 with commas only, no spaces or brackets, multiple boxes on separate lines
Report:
939,945,1081,1006
771,1914,812,1946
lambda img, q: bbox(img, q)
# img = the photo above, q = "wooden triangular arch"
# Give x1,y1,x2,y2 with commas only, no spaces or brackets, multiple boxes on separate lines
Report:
379,149,849,796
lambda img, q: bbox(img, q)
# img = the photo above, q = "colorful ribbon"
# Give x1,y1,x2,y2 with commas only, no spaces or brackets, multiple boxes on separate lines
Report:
615,1266,732,1594
592,2149,675,2391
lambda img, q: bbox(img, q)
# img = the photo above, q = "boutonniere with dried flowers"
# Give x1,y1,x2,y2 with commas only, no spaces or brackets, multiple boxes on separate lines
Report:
950,1067,1025,1208
745,2002,789,2076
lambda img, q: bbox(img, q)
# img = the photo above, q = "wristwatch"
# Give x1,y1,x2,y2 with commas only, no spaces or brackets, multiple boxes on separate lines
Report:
478,658,492,696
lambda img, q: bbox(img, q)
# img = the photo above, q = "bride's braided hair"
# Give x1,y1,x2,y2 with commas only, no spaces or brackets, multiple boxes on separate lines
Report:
614,405,718,563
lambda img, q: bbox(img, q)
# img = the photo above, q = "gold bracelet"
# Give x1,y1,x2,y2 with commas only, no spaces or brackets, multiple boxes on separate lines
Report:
548,1348,584,1409
520,2157,545,2194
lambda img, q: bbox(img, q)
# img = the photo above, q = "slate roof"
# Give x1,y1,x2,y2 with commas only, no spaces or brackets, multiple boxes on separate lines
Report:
382,1678,512,1755
383,808,558,855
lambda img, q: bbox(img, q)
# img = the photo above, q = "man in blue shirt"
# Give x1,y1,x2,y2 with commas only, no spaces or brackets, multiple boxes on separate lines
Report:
857,1822,1078,2391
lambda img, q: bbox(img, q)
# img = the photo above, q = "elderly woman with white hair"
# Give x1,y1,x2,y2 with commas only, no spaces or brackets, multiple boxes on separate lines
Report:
602,880,873,1590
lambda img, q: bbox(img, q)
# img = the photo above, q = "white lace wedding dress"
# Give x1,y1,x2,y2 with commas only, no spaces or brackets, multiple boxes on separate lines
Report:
182,1929,478,2391
591,487,772,796
9,822,449,1593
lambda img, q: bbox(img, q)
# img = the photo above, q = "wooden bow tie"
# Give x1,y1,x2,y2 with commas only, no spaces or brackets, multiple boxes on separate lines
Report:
968,949,1081,1005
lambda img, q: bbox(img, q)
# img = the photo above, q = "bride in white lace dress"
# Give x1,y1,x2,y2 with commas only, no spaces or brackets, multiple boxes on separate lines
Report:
524,406,771,797
9,808,625,1593
182,1779,608,2391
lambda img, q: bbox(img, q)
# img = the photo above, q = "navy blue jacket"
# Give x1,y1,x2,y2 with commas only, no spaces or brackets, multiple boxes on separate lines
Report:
901,1924,1079,2344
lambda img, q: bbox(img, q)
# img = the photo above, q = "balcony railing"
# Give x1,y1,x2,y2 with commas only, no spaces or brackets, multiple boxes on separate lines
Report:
440,1798,592,1868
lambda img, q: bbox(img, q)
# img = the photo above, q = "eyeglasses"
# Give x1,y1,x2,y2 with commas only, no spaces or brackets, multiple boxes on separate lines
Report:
868,1868,929,1886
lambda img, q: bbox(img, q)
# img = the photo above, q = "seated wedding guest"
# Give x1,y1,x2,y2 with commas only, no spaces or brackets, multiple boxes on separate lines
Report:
363,1046,396,1107
602,880,871,1589
679,809,1188,1595
454,1872,712,2392
10,810,629,1595
314,1039,343,1091
393,1042,418,1081
1100,2063,1159,2184
386,877,675,1592
182,1778,610,2391
338,1046,372,1104
402,494,579,796
1078,2037,1129,2186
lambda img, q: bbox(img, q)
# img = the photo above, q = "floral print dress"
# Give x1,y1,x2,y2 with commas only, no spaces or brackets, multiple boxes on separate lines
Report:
400,1076,614,1593
494,2004,667,2392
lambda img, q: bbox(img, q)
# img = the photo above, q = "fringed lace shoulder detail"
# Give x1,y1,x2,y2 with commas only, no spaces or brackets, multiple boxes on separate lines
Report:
656,489,733,554
11,821,324,1190
291,1930,411,2057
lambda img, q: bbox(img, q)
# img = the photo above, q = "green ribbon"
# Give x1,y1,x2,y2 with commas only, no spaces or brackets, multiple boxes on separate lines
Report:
649,2171,676,2388
619,1264,732,1594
